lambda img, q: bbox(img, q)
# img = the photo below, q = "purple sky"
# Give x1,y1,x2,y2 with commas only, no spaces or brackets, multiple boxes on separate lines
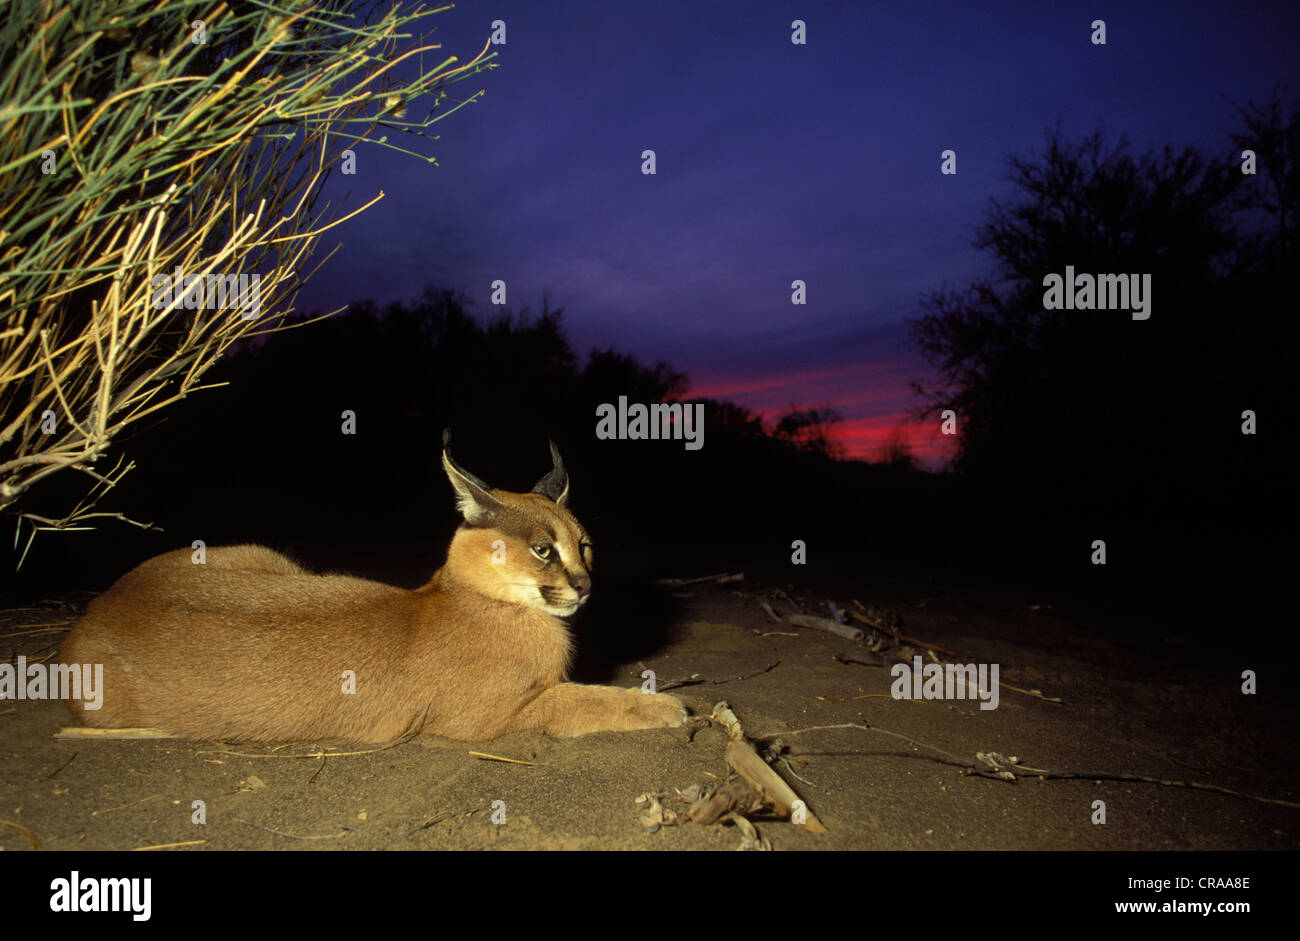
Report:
295,0,1299,463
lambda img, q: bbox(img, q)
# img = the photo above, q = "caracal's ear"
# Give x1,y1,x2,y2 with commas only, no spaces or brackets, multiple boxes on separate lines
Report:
531,439,570,507
442,428,504,524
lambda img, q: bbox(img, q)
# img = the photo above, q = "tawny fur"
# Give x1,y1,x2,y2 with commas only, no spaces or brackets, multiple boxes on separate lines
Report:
59,448,686,744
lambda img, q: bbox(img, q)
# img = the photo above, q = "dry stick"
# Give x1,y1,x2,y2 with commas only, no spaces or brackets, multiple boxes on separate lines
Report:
0,624,75,637
0,818,42,849
468,751,540,766
57,727,179,739
655,573,744,588
408,807,480,836
788,613,864,642
201,743,396,759
20,647,58,664
1004,765,1300,809
779,754,816,787
754,723,973,766
718,661,781,684
771,589,803,612
846,613,1064,705
134,840,206,851
410,814,453,835
924,648,1063,705
751,723,1300,810
712,702,828,834
0,629,74,642
656,661,781,691
848,611,964,658
91,794,160,817
40,750,77,780
997,682,1064,703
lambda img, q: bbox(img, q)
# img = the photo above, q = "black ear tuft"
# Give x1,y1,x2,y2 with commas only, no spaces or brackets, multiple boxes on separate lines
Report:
441,430,492,493
531,439,570,506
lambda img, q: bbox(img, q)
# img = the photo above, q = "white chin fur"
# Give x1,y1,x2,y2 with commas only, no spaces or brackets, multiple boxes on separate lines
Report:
537,595,585,617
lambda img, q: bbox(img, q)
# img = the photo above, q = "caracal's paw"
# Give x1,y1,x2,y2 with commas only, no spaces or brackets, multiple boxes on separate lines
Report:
623,688,688,729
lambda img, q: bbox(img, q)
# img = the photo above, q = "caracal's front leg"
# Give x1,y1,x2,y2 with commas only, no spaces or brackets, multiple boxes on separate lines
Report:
508,682,687,737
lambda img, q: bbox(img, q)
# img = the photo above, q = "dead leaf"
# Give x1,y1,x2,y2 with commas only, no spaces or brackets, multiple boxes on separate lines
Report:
728,811,771,851
634,792,677,833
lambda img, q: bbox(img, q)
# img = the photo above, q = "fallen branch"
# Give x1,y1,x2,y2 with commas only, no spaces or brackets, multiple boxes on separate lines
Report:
841,615,1064,704
924,649,1062,704
788,613,863,642
848,611,964,658
652,661,781,691
711,701,828,834
1031,771,1300,809
753,723,974,768
750,724,1300,810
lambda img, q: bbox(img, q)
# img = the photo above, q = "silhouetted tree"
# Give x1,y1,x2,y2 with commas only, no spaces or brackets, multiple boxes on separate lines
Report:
907,117,1283,518
580,350,688,405
771,405,845,458
1227,84,1299,273
874,426,918,470
702,399,766,441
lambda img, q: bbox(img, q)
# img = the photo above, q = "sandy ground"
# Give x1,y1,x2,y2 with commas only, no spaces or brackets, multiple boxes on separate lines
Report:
1,578,1296,851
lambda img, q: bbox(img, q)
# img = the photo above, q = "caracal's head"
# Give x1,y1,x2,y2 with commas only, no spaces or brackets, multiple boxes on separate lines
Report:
441,431,593,617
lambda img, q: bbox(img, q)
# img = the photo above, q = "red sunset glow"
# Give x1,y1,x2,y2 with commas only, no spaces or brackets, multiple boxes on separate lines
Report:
687,356,955,468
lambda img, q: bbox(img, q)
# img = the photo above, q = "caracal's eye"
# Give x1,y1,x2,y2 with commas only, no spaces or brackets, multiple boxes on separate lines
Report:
530,544,552,561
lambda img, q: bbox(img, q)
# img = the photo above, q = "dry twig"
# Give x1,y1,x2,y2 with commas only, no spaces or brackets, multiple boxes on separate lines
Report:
655,573,745,588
